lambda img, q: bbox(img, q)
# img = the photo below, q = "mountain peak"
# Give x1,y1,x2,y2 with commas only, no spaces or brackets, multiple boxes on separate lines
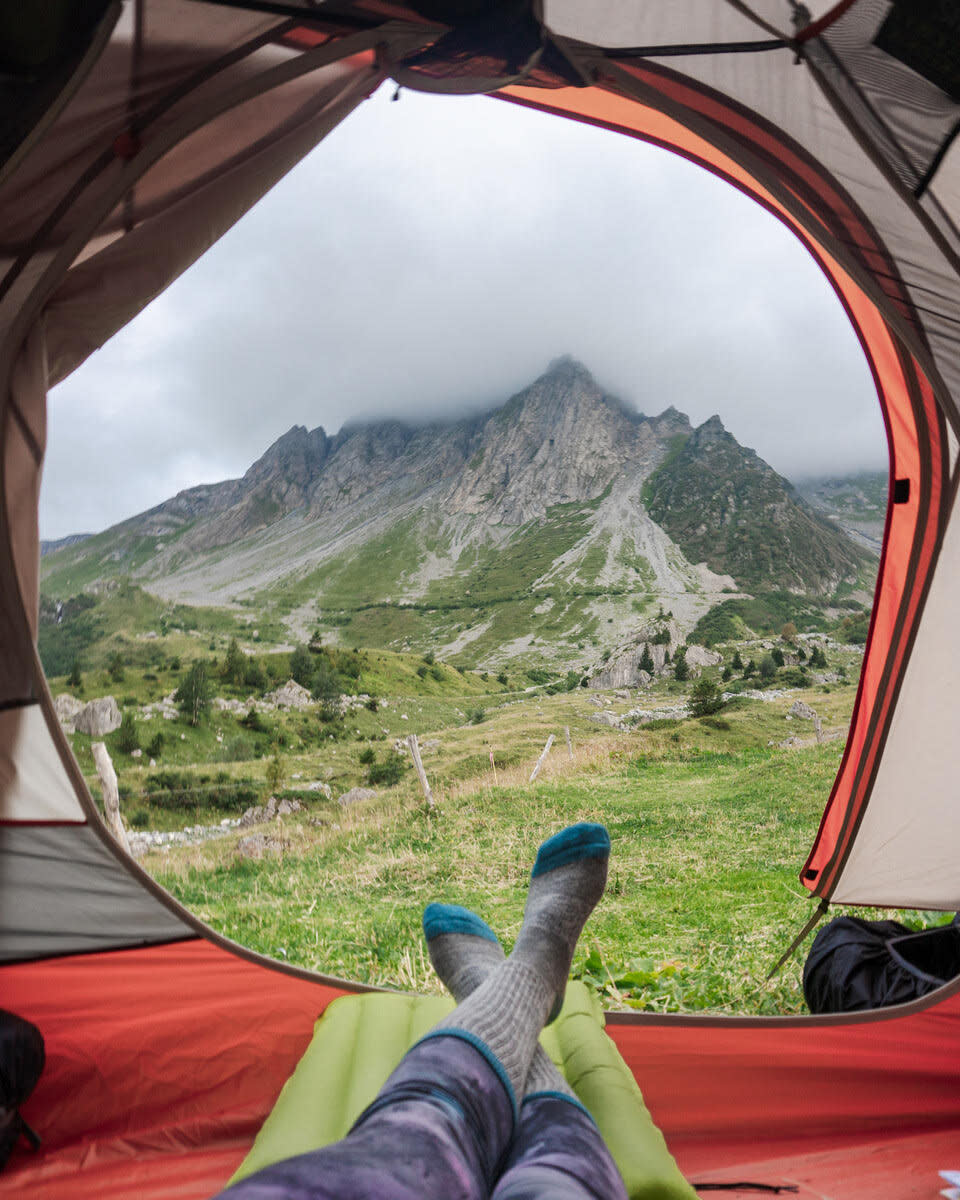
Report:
696,414,727,437
544,354,594,381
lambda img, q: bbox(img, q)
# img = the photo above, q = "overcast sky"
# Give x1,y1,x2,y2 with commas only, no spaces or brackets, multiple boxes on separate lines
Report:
42,83,887,540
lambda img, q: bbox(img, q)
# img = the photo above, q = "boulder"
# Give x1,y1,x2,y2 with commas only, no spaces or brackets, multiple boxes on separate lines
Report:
684,645,723,670
789,699,818,721
74,696,122,737
266,680,314,710
54,693,85,731
306,781,333,798
590,711,622,728
338,786,376,808
239,795,303,826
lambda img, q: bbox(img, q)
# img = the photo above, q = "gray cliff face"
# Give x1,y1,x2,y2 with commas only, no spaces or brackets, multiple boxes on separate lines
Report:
135,357,690,553
446,357,673,525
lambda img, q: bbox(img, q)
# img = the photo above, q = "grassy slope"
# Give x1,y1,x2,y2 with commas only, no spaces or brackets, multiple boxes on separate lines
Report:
141,674,940,1015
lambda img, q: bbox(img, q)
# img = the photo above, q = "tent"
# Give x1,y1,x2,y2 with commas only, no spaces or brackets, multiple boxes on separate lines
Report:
1,2,959,1196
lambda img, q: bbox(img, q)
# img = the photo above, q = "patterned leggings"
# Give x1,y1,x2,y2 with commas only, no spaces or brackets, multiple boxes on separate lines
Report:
217,1033,628,1200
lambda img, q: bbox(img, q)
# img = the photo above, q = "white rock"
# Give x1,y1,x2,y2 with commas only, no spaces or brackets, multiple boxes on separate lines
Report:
338,786,377,807
74,696,122,737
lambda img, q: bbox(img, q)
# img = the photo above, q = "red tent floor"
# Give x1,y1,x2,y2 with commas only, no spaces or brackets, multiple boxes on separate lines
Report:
2,940,958,1198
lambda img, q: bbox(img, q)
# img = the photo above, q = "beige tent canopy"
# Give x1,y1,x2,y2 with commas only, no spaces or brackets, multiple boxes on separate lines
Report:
2,4,959,1197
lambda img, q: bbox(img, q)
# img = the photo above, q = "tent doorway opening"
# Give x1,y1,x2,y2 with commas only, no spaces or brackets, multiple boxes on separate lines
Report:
37,81,920,1017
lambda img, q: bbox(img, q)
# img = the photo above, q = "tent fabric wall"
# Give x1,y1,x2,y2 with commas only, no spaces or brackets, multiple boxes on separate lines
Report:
2,4,960,1196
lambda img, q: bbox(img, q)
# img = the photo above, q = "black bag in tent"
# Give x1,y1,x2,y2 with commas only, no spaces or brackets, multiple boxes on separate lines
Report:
803,915,960,1014
0,1009,44,1171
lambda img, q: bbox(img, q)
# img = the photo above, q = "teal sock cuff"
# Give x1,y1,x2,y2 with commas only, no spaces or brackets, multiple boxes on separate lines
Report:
414,1028,518,1122
532,823,610,877
422,903,499,944
522,1089,594,1122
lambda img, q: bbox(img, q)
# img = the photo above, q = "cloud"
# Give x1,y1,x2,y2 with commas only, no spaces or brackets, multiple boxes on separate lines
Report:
43,84,885,538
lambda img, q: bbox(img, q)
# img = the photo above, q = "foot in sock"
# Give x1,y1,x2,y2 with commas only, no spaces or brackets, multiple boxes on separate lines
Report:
424,824,610,1106
423,902,577,1102
515,822,611,1021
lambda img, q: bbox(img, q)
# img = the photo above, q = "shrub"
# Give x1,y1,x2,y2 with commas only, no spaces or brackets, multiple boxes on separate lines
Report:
366,755,405,787
114,711,140,754
366,696,379,712
416,664,429,679
780,668,810,687
222,638,246,686
673,647,689,682
107,651,126,682
358,747,376,765
68,660,83,689
265,744,286,795
129,808,151,829
289,644,314,687
145,731,165,759
241,707,266,733
772,647,785,667
497,671,508,686
244,658,267,691
430,665,445,682
731,650,743,670
468,707,486,725
422,651,435,665
758,653,778,682
689,678,724,717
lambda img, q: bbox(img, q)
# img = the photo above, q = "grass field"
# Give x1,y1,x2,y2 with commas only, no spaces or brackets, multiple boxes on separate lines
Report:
138,678,942,1016
45,609,942,1016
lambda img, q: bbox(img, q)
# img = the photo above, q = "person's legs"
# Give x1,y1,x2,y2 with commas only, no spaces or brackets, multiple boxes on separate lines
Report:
423,891,627,1199
215,1033,513,1200
490,1094,629,1200
216,824,610,1200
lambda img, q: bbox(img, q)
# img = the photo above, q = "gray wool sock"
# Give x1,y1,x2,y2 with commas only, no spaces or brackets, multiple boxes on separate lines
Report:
423,904,505,999
427,823,610,1107
423,903,576,1102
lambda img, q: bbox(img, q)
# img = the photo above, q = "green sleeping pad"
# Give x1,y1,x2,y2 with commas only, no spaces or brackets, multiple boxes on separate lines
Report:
229,982,695,1199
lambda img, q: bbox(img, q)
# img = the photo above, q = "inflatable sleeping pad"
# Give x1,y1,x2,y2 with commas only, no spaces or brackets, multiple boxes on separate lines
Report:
229,982,695,1199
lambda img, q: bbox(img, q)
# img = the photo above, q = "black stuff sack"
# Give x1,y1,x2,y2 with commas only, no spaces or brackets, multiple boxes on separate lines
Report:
0,1009,44,1171
803,914,960,1014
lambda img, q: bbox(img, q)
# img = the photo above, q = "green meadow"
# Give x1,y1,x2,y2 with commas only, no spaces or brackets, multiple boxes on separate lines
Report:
42,578,938,1016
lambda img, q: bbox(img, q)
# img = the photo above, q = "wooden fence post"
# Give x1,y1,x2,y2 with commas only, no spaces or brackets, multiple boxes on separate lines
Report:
529,734,555,783
92,741,131,854
564,726,573,760
489,748,498,788
407,733,434,809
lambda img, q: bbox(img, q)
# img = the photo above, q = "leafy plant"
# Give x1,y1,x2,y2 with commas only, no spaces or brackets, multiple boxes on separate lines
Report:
366,755,405,787
114,711,140,754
